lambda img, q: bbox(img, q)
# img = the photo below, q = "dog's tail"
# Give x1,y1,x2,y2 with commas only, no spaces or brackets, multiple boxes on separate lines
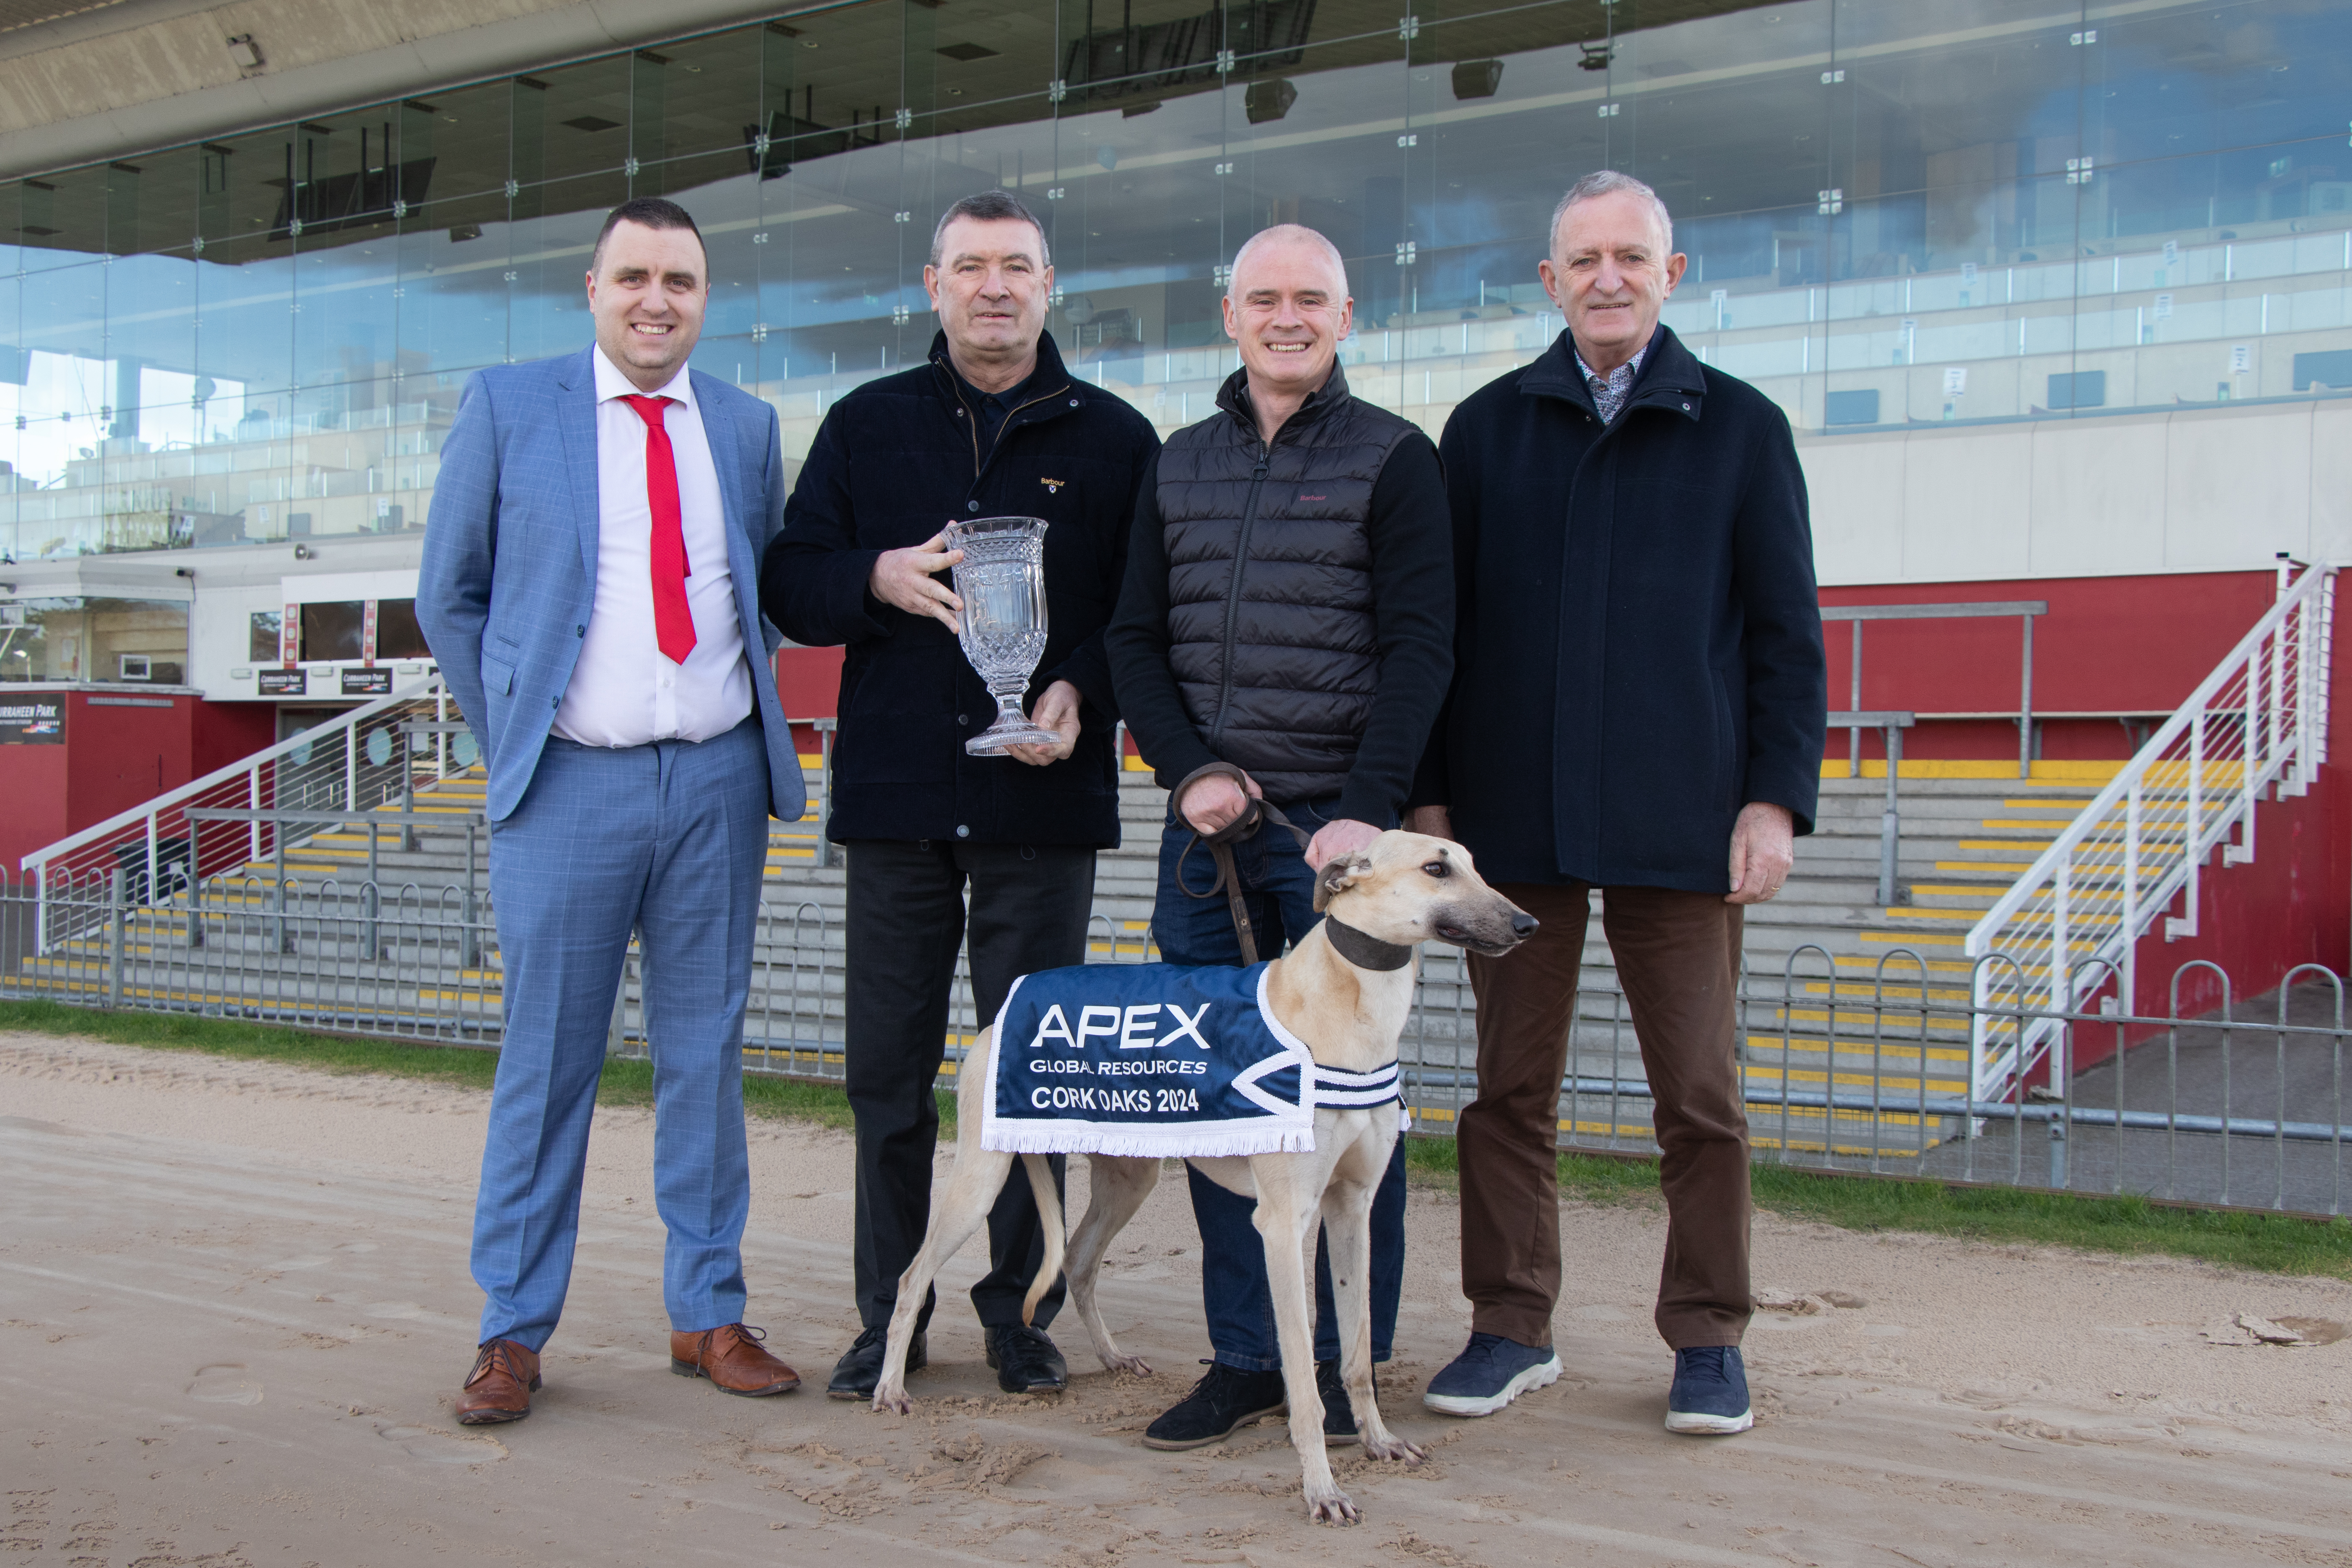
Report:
1019,1152,1065,1328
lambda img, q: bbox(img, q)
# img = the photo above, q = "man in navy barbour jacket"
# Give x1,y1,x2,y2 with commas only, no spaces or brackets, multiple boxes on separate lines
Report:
760,190,1159,1402
1408,173,1826,1435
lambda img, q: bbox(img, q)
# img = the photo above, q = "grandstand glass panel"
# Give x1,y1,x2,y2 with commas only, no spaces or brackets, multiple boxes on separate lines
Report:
3,0,2350,563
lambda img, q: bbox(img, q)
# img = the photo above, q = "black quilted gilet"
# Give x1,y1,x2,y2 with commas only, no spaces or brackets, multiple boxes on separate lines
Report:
1155,363,1415,803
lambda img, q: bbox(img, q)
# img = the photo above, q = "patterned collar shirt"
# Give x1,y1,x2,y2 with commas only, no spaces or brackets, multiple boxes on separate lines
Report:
1574,342,1647,424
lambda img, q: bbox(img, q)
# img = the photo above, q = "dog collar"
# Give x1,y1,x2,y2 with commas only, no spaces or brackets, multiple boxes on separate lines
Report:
1322,916,1415,972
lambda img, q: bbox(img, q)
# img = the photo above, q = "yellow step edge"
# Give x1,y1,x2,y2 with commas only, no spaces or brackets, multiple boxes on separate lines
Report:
1743,1066,1968,1093
1881,908,2120,927
1774,1008,1970,1033
1797,990,1976,1009
1821,760,2126,782
1748,1037,1973,1063
1832,954,1975,973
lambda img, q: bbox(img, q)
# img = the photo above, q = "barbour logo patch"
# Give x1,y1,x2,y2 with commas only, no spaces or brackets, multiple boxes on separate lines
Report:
1040,476,1067,493
1298,493,1327,501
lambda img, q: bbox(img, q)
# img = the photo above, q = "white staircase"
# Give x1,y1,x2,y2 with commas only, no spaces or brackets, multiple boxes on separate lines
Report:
1964,562,2335,1102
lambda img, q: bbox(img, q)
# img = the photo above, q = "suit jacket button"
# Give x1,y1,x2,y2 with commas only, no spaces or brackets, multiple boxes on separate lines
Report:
550,696,560,709
575,624,585,636
955,825,970,839
957,714,969,725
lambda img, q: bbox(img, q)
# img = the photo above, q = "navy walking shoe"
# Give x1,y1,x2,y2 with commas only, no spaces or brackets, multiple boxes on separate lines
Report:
1422,1331,1561,1417
1664,1345,1753,1434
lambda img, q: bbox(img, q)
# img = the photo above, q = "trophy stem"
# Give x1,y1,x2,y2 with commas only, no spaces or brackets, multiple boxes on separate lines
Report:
965,686,1063,756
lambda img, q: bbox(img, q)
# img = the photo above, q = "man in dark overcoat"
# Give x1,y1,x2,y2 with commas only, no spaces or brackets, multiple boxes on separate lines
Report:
1408,171,1827,1432
761,190,1159,1401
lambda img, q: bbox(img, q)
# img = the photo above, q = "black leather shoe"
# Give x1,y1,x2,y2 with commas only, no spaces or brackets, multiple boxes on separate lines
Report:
1141,1362,1289,1450
1315,1359,1361,1445
827,1324,923,1401
983,1324,1068,1393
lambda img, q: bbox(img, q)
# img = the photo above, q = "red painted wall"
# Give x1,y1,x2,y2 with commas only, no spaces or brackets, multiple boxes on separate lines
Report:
775,647,844,721
2133,784,2344,1025
1820,570,2282,762
2017,576,2352,1074
2,742,68,879
0,693,278,882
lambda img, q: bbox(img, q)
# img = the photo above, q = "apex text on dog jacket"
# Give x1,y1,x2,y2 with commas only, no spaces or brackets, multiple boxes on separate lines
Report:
979,962,1401,1159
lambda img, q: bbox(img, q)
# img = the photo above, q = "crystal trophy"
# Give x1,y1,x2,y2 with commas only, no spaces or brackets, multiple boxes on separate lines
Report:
944,514,1061,756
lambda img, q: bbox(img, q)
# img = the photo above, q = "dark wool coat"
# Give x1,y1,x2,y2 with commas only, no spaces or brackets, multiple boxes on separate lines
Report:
760,330,1160,847
1410,325,1827,892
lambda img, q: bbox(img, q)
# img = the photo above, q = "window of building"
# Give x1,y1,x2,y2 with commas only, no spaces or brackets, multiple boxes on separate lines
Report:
0,597,188,684
248,609,282,663
299,601,365,663
375,598,430,660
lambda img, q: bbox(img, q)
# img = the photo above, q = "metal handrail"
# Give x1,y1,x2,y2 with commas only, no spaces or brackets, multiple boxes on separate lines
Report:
19,675,449,875
19,675,459,954
1823,599,2047,778
1963,562,2336,1101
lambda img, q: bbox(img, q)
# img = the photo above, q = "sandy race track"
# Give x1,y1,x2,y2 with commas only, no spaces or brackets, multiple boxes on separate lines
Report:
5,1030,2352,1568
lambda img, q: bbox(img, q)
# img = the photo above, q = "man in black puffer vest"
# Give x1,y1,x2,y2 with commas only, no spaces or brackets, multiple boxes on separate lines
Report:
763,191,1159,1404
1107,224,1453,1451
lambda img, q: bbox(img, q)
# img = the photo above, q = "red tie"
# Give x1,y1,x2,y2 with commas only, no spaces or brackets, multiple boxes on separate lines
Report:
620,394,697,665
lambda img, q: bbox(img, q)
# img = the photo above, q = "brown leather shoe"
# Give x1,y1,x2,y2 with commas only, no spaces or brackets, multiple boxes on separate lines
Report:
456,1338,540,1425
670,1323,801,1397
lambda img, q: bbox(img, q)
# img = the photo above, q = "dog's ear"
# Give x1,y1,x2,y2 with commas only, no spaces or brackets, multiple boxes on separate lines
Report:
1313,853,1372,913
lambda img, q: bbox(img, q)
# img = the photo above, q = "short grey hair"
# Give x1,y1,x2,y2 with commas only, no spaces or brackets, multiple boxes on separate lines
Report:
1226,223,1350,302
1548,170,1674,256
930,189,1051,269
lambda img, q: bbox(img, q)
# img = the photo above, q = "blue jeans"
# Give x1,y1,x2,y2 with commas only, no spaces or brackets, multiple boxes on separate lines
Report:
1153,798,1407,1369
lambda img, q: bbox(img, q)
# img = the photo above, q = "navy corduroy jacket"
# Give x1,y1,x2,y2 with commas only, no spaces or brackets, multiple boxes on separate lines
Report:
761,331,1159,847
1409,326,1827,892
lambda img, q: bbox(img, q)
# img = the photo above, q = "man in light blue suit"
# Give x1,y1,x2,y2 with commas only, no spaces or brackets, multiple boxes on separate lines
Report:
418,197,809,1425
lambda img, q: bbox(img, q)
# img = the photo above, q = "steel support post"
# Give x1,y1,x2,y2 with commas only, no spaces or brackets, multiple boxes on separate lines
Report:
1876,723,1903,908
107,867,125,1010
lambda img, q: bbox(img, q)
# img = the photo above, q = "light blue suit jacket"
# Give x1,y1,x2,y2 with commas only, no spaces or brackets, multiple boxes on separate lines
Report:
417,346,808,826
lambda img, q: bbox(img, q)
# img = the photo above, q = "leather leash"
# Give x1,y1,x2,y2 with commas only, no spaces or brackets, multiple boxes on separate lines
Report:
1173,760,1308,967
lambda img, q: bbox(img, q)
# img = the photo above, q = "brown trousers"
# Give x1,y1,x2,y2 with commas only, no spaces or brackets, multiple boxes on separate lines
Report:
1460,881,1751,1349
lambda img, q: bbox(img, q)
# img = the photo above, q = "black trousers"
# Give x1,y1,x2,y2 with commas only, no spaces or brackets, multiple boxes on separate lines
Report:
842,838,1095,1333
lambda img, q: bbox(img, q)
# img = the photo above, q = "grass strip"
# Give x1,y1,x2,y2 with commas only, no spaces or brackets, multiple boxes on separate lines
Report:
10,1000,2349,1278
1405,1136,2352,1279
0,1001,942,1133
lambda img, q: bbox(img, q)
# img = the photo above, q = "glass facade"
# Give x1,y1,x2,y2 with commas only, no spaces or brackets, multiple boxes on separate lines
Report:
3,0,2349,562
0,598,188,683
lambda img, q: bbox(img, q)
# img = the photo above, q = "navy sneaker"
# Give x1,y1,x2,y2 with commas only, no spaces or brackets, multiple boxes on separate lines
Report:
1665,1345,1753,1434
1422,1332,1561,1417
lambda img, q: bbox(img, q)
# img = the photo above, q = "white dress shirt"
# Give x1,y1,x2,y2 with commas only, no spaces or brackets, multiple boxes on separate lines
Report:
554,347,753,747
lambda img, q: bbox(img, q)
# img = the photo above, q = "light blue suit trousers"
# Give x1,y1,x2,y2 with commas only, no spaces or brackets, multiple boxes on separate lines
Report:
471,720,770,1349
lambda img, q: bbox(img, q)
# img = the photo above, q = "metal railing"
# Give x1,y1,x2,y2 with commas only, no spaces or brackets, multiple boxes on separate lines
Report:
1827,710,1914,906
1963,562,2336,1103
1823,598,2046,778
17,676,467,952
5,864,2345,1216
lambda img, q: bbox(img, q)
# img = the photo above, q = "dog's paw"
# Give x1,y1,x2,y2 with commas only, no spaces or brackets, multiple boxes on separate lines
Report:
1305,1486,1360,1526
1364,1435,1426,1466
1099,1353,1153,1377
871,1388,914,1415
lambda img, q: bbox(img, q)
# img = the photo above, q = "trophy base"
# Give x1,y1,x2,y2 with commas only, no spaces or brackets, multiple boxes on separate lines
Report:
966,721,1064,755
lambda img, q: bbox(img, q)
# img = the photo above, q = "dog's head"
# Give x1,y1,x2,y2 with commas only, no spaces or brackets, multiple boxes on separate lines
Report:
1314,831,1537,957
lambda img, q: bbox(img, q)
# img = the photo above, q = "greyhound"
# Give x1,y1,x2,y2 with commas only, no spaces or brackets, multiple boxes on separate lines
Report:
870,830,1536,1525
